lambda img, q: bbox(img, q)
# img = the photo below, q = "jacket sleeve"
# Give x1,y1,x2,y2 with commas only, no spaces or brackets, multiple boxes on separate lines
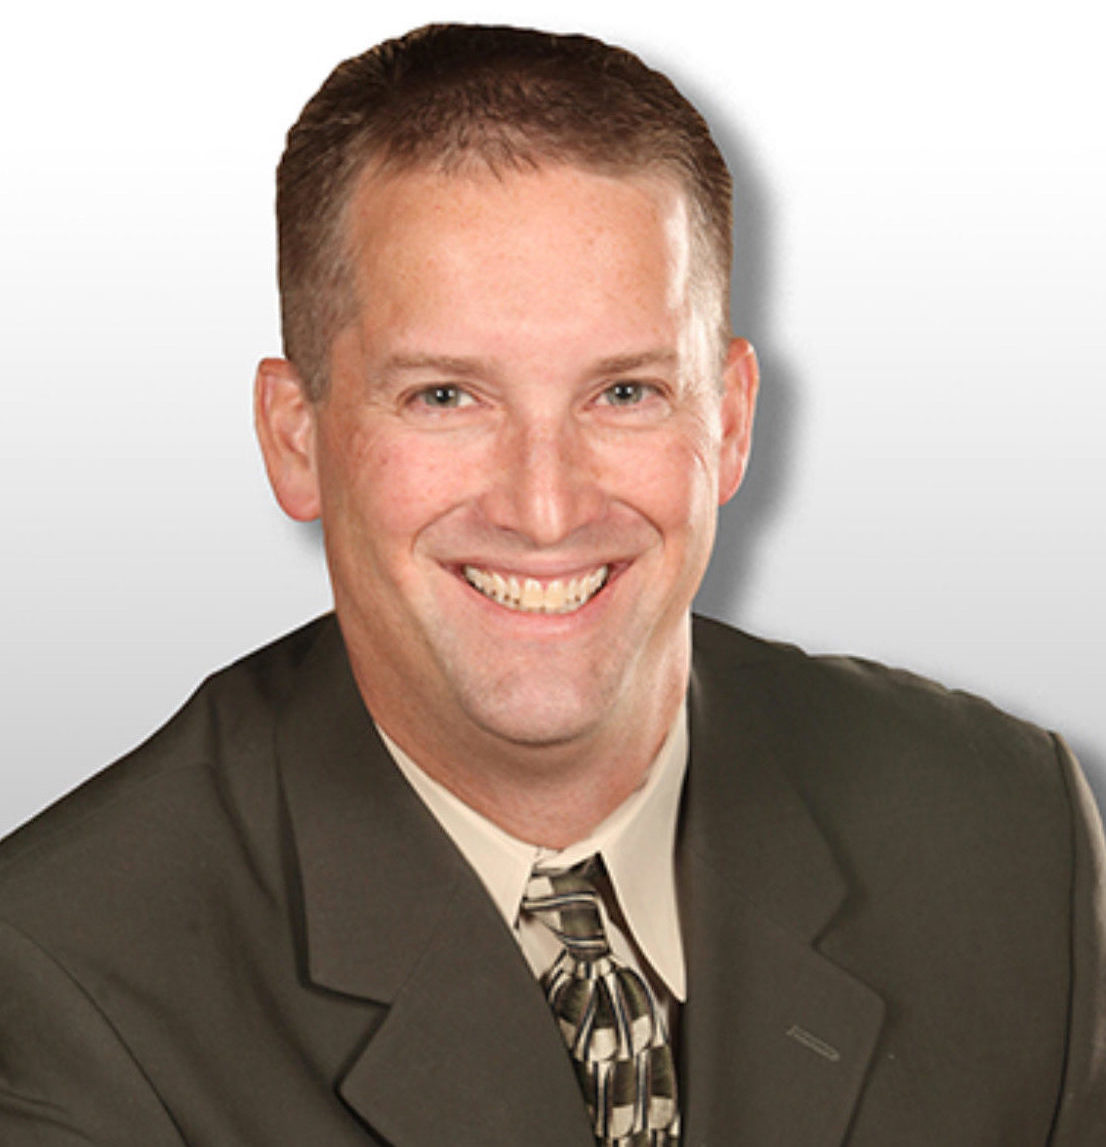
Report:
1048,736,1106,1145
0,920,184,1146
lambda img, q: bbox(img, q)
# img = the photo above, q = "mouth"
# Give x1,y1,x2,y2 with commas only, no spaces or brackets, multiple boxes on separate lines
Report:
462,564,610,614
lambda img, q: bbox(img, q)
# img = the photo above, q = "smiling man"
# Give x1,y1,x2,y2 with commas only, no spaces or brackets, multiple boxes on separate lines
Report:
257,160,751,850
1,24,1103,1147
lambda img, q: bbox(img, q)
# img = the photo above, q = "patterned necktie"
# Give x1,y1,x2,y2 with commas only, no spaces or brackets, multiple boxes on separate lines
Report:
522,858,681,1146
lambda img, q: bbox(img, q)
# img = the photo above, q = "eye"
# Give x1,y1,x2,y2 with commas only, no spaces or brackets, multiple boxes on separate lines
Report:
412,384,475,410
599,381,657,407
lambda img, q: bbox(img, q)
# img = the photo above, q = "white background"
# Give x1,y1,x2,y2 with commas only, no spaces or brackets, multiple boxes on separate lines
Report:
2,1,1103,834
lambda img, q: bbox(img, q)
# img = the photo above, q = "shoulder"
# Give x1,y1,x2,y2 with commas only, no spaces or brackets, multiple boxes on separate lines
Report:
0,614,336,931
691,611,1061,767
687,613,1103,965
689,612,1084,858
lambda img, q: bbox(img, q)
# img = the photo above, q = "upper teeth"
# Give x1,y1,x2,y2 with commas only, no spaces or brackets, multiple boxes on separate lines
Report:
463,565,609,613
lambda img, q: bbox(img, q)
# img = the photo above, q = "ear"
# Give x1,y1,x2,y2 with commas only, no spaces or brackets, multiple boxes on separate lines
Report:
717,337,759,505
253,357,322,522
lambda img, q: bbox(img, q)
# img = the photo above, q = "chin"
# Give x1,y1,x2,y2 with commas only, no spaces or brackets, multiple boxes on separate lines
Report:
457,676,615,750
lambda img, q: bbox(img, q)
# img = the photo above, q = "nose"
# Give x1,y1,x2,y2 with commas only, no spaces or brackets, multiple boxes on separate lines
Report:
480,415,604,546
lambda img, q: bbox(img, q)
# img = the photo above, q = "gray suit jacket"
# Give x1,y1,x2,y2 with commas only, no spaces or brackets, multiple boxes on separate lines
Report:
1,614,1103,1145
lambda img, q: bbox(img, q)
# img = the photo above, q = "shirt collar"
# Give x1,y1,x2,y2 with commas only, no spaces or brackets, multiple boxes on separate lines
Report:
378,708,688,1001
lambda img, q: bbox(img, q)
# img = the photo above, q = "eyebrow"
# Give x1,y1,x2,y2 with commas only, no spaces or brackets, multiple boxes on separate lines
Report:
590,349,680,376
375,354,492,384
374,348,680,384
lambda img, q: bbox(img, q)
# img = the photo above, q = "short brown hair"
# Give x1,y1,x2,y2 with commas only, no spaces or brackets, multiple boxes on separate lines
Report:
277,24,733,399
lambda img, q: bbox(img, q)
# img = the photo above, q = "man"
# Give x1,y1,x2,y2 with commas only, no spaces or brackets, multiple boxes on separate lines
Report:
1,23,1102,1146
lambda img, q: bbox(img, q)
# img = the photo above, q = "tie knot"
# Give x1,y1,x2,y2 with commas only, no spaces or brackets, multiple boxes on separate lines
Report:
522,858,610,961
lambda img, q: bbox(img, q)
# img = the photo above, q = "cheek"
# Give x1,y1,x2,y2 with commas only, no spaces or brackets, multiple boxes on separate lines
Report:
608,425,720,529
323,424,474,541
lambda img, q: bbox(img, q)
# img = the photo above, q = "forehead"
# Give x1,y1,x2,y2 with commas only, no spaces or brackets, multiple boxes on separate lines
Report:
342,162,693,325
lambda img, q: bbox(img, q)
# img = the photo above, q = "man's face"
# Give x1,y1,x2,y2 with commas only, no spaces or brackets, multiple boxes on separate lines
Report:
265,163,755,763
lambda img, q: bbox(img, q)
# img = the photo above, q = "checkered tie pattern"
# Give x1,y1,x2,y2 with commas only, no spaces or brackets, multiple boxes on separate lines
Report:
522,858,681,1146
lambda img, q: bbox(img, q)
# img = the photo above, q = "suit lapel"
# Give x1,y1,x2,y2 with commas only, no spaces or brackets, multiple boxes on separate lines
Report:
337,866,595,1147
679,621,885,1146
276,619,593,1147
274,615,884,1145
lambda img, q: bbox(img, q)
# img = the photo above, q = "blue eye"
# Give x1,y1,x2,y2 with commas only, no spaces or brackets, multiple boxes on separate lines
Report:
602,382,652,406
417,385,471,408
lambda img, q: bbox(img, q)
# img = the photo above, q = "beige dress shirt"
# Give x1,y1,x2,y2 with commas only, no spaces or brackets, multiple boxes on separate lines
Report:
378,708,688,1011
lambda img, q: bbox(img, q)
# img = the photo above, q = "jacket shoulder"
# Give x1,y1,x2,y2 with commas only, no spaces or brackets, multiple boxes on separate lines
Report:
691,611,1060,771
0,614,335,899
689,611,1085,875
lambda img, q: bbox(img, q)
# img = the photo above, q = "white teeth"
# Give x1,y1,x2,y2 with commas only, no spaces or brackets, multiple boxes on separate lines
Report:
521,578,544,610
463,565,609,614
544,580,567,611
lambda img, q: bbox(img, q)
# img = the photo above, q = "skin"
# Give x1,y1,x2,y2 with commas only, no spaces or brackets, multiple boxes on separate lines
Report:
255,162,758,847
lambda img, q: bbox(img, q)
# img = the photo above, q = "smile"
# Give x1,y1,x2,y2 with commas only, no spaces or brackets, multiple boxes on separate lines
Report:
462,565,609,614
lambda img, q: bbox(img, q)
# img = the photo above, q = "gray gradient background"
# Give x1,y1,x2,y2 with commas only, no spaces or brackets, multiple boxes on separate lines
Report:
3,1,1103,835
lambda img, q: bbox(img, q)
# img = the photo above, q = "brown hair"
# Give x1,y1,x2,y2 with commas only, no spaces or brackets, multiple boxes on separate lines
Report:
277,24,733,399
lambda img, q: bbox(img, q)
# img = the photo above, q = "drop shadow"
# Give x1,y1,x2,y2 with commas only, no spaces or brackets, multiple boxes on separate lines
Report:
297,515,325,553
1069,739,1106,819
680,82,799,625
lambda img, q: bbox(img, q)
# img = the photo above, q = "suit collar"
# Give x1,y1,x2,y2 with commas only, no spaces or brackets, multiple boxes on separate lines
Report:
275,616,462,1001
275,614,842,995
275,616,594,1147
679,616,885,1147
274,614,884,1147
381,705,689,1001
683,618,849,943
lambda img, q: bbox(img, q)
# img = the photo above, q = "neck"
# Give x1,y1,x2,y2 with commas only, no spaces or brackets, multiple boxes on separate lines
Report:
363,680,685,850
